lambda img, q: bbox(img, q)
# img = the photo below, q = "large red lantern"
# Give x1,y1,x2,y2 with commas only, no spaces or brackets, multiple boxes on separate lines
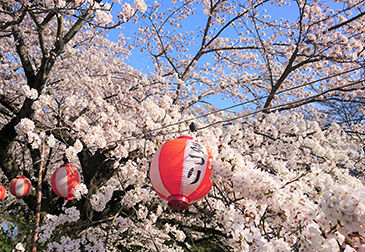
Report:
150,136,213,210
0,183,6,202
51,164,80,200
9,176,31,199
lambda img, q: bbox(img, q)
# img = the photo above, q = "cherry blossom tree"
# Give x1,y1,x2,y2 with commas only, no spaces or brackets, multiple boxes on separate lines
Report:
0,0,365,251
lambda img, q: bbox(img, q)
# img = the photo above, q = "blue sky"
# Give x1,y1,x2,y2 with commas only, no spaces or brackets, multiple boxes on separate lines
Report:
105,0,338,112
107,2,246,111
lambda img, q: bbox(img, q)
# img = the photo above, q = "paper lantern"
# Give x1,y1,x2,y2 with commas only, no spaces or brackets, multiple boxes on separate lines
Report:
150,136,213,210
0,183,5,202
51,164,80,200
9,176,31,199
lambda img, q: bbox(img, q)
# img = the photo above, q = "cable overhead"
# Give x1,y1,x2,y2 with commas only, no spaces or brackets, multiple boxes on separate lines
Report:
107,76,364,147
138,65,364,135
156,78,365,135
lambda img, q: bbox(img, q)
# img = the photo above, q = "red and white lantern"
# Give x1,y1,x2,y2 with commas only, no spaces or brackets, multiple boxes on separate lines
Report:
0,183,6,202
51,164,80,200
9,176,31,199
150,136,213,210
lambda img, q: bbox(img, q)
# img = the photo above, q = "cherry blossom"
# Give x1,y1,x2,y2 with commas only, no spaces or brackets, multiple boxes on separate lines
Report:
1,0,365,251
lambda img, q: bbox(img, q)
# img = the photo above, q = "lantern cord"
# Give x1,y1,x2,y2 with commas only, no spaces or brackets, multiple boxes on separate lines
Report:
133,66,363,136
63,154,69,165
162,78,365,135
62,198,68,211
19,166,24,176
33,155,45,165
113,78,365,143
66,164,75,175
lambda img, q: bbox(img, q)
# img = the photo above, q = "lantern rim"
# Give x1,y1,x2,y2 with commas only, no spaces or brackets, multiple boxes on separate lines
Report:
177,135,194,140
167,195,189,210
60,163,73,168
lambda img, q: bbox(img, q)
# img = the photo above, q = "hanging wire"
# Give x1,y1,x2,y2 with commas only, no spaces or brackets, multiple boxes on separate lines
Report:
106,76,364,146
199,79,365,130
134,66,363,136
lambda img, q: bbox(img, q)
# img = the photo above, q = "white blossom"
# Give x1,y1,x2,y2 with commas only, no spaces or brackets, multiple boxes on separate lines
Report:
90,185,114,212
65,139,83,159
22,85,38,99
12,243,25,252
72,183,88,200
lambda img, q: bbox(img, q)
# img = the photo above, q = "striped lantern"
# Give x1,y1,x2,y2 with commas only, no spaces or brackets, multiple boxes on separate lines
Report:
9,176,31,199
150,136,213,210
0,183,5,202
51,164,80,200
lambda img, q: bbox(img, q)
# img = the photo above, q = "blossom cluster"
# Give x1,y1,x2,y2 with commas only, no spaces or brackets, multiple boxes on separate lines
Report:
72,183,88,200
118,159,148,188
163,223,186,242
37,207,80,243
82,236,105,252
15,118,42,148
122,187,155,208
15,118,35,135
119,0,147,22
12,243,25,252
22,85,38,100
320,185,365,234
45,236,81,252
194,111,365,251
90,185,114,212
65,139,83,160
114,216,129,233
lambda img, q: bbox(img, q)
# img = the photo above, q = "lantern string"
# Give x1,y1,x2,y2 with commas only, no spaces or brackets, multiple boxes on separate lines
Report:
66,164,75,175
130,66,363,137
19,166,24,176
100,77,364,147
33,156,45,165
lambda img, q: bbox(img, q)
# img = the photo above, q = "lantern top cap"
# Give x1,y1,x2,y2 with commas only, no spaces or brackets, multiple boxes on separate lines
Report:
60,163,73,168
177,135,194,140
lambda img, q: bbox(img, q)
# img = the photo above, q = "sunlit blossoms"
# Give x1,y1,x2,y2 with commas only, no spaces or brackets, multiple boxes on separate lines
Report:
120,3,134,22
72,183,88,200
15,118,35,134
13,243,25,252
22,85,38,100
135,0,147,13
37,207,80,243
320,185,365,234
90,185,114,212
65,139,83,160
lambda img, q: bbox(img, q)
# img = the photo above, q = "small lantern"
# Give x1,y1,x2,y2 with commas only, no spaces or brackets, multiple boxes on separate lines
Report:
9,176,31,199
150,136,213,210
0,183,6,202
51,164,80,200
